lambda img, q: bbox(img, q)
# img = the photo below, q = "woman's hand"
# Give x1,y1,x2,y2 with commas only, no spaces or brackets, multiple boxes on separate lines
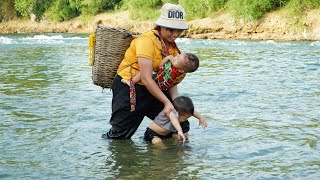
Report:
139,57,172,110
163,101,176,118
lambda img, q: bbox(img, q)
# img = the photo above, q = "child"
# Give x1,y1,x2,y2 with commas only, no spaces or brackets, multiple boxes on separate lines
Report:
121,52,199,111
122,52,199,89
144,96,207,144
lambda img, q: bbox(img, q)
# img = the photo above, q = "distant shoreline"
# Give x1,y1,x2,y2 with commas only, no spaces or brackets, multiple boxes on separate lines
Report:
1,10,320,41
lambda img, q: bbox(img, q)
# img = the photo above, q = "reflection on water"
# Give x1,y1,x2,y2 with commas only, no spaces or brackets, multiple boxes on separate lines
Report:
102,140,190,179
0,35,319,179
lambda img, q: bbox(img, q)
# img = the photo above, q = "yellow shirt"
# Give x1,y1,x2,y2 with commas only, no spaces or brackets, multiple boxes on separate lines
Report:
117,30,179,85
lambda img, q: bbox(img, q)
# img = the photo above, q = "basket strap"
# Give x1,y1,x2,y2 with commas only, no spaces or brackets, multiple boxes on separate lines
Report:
129,67,136,112
88,32,96,66
116,61,138,76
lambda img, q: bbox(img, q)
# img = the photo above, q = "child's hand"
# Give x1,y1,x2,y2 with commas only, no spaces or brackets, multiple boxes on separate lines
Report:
199,118,208,128
177,130,186,144
121,79,131,86
167,55,175,62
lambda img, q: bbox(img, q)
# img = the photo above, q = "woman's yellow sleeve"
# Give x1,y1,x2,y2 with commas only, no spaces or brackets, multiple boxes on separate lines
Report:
136,36,154,60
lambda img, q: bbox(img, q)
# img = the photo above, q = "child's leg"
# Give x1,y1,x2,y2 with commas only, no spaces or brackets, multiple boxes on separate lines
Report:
172,133,180,139
144,127,166,145
151,136,163,144
151,136,168,149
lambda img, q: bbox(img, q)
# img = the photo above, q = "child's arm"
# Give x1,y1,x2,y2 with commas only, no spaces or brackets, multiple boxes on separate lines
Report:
121,72,141,86
169,111,186,143
193,110,208,128
158,55,174,68
132,72,141,84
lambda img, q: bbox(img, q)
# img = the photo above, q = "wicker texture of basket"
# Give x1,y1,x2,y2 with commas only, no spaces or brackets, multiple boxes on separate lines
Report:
92,25,138,88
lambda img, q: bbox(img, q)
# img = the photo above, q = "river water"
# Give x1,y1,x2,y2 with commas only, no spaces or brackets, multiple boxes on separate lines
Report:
0,34,319,179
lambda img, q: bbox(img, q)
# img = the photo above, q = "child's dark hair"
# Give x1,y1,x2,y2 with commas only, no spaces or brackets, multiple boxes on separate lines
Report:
185,53,199,73
173,96,194,116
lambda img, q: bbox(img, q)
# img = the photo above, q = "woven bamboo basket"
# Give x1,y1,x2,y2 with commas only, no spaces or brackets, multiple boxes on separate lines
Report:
92,25,139,88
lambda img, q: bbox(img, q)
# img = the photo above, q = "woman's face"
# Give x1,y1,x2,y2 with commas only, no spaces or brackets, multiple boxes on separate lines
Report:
160,27,183,43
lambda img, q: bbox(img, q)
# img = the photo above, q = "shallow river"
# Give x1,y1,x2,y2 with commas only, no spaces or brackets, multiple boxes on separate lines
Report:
0,34,319,179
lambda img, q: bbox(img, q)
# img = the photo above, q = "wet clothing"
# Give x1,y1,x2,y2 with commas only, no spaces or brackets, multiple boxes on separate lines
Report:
154,61,186,90
144,127,173,142
103,30,179,139
102,75,168,139
144,113,190,143
154,111,191,132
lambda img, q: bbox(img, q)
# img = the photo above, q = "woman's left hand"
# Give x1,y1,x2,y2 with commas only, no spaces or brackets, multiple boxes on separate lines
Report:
163,100,176,118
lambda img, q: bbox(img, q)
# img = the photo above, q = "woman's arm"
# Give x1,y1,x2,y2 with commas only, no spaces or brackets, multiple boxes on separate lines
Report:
138,57,175,116
168,85,179,100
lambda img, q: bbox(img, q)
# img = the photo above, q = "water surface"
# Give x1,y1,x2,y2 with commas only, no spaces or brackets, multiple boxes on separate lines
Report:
0,34,319,179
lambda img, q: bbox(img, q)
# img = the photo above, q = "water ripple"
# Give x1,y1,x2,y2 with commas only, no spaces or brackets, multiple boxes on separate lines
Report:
0,35,319,179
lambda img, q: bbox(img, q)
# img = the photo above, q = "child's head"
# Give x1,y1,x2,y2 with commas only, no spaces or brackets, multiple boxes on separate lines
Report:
173,53,199,73
173,96,194,121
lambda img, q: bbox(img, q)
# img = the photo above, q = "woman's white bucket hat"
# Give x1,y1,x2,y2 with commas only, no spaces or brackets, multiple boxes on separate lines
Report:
155,3,189,30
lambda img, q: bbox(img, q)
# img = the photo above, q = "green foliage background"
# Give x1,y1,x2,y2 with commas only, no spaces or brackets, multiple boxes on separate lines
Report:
0,0,319,22
0,0,17,21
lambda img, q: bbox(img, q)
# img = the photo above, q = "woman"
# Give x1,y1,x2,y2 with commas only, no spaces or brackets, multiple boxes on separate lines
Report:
102,3,189,139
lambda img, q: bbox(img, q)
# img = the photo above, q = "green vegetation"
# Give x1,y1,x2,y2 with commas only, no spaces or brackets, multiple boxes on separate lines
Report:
121,0,163,20
0,0,17,21
284,0,320,17
179,0,227,20
0,0,319,22
225,0,289,20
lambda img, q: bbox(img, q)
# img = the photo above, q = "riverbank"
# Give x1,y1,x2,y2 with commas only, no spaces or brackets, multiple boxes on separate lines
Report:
1,10,320,41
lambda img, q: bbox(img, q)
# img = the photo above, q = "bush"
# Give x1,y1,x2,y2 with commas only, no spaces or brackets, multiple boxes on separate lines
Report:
179,0,227,20
122,0,162,20
33,0,53,21
225,0,320,20
226,0,283,20
5,0,320,23
15,0,54,21
285,0,320,13
0,0,17,21
81,0,122,17
46,0,78,21
123,0,227,21
14,0,34,17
